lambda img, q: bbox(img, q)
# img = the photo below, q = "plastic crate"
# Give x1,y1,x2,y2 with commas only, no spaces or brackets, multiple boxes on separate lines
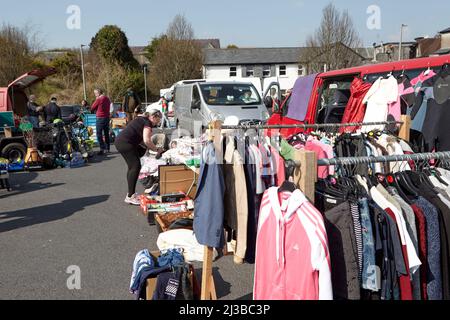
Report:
84,114,97,127
113,128,123,136
8,161,24,172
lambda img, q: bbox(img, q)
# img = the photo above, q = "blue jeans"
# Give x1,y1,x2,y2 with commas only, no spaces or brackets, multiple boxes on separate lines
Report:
96,117,110,151
359,198,378,291
28,116,39,128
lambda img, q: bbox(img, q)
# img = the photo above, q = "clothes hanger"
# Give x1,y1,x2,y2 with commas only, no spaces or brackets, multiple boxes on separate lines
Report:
278,180,297,193
396,66,408,82
385,161,414,204
279,160,297,193
424,63,431,76
413,156,436,189
440,62,450,77
386,69,394,78
427,158,449,186
349,163,368,198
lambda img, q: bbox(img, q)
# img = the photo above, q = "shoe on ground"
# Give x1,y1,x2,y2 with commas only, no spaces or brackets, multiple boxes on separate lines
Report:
97,150,105,156
125,194,141,206
233,255,244,265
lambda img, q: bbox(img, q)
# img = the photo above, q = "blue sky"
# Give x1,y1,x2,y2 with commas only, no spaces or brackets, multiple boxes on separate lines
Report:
0,0,448,49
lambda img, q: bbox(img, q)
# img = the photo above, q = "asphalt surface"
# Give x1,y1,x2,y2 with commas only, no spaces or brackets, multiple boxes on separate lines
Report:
0,147,254,300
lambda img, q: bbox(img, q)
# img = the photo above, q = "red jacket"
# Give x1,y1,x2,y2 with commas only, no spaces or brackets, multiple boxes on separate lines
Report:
340,77,372,133
91,95,111,118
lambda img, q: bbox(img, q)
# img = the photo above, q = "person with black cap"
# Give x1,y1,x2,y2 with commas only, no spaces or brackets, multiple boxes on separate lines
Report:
44,96,62,124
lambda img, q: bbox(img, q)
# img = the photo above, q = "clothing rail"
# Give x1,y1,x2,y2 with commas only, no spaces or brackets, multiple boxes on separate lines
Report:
200,116,413,300
220,120,403,130
317,151,450,167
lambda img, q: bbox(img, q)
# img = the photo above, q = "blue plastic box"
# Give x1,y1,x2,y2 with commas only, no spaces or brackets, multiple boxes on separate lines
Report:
8,161,24,172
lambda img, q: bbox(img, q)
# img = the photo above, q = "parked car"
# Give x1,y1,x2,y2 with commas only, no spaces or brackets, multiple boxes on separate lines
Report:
0,67,57,163
266,54,450,144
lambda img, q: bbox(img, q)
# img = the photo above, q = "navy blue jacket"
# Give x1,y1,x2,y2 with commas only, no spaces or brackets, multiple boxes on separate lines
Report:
193,142,225,249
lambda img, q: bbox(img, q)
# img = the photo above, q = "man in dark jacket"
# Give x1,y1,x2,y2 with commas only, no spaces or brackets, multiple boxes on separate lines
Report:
44,97,62,123
123,88,141,123
27,94,43,128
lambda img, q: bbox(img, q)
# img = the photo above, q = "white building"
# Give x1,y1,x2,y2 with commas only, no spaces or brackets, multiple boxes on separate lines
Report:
202,47,308,95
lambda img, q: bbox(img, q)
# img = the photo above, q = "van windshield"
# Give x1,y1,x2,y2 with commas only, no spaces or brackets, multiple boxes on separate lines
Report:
199,84,261,106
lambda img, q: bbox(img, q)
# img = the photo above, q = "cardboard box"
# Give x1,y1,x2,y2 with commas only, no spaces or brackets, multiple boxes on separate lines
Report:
158,165,198,198
145,251,197,300
4,127,12,138
111,118,127,129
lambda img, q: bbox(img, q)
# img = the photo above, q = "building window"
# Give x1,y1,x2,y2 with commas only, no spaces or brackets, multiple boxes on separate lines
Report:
263,65,271,77
279,65,286,76
229,66,237,77
246,66,254,77
298,65,305,76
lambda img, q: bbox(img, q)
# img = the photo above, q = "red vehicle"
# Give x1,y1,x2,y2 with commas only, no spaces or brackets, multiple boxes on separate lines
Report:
267,54,450,140
0,67,57,162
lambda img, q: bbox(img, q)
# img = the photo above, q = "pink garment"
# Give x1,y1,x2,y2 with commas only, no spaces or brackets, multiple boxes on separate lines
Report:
305,138,329,179
319,141,335,175
270,147,286,187
410,70,436,88
388,82,415,121
253,187,333,300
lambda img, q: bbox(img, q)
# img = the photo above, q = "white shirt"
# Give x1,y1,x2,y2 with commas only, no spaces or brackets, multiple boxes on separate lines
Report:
362,76,398,132
370,185,422,274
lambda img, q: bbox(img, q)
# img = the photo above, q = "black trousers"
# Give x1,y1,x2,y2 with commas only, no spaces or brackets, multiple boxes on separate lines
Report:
115,140,146,196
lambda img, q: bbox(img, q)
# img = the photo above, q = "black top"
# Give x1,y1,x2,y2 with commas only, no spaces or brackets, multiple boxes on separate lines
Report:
27,101,40,117
417,70,450,151
115,116,153,146
45,102,62,123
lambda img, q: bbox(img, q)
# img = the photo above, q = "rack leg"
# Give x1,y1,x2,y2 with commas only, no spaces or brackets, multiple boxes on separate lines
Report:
201,246,216,300
294,150,317,203
399,115,411,142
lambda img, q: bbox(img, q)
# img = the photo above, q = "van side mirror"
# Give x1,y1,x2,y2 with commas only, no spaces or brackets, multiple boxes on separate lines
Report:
264,96,273,109
191,99,201,110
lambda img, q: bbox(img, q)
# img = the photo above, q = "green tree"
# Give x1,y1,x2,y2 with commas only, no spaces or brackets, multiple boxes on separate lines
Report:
50,51,82,88
0,24,34,86
90,25,140,70
226,44,238,49
143,34,167,64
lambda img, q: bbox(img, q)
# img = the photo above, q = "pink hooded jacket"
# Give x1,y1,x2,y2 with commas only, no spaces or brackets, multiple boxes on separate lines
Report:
253,187,333,300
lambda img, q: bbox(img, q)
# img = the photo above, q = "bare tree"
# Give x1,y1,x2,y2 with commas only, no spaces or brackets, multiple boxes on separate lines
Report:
149,15,203,95
300,3,363,73
167,14,194,40
0,24,34,85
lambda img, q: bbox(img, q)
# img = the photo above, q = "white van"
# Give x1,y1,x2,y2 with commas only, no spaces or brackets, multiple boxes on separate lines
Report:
173,80,270,135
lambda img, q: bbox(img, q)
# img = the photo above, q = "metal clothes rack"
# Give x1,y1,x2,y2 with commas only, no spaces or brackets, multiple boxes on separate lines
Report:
318,151,450,167
200,116,413,300
220,120,404,130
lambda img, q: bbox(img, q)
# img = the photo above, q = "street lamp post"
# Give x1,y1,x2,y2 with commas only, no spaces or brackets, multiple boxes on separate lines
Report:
143,64,148,106
399,24,407,61
80,44,87,101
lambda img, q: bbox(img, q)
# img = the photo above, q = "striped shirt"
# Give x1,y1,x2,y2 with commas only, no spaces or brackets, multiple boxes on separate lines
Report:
350,202,363,281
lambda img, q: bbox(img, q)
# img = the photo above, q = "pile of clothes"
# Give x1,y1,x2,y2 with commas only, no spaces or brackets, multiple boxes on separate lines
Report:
129,248,197,300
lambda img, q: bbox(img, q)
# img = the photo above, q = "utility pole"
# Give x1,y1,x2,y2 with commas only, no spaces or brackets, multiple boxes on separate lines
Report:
143,64,148,105
80,44,87,100
399,24,407,61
